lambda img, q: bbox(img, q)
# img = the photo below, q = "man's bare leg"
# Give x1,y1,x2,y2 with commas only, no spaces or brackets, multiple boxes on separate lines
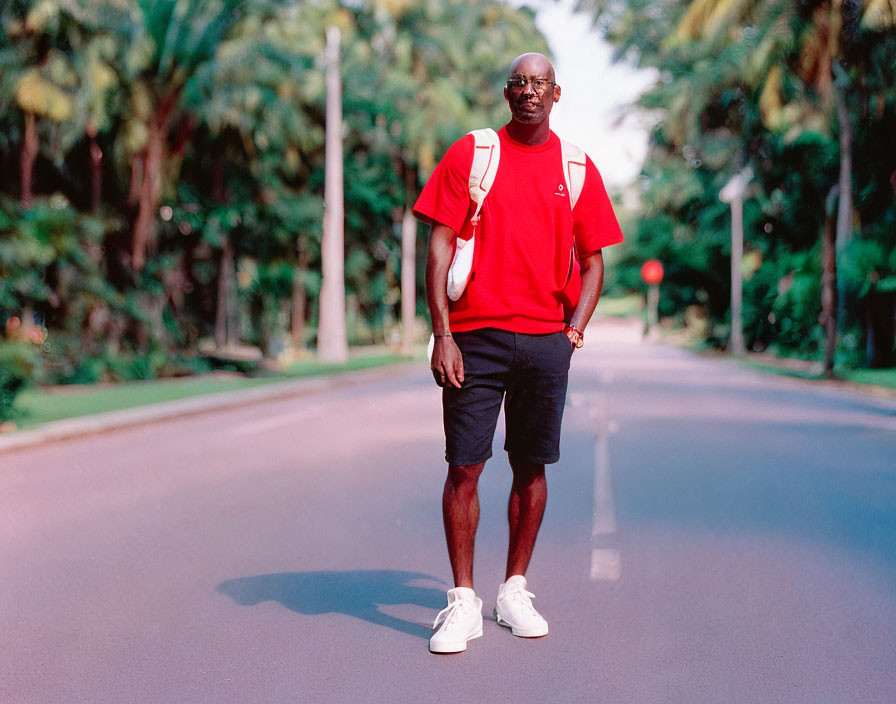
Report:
443,462,486,588
505,454,547,579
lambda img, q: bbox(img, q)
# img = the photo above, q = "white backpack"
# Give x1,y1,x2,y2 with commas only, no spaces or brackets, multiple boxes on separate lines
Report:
446,128,588,301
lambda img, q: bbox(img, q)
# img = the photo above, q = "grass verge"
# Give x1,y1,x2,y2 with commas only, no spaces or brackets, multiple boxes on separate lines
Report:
837,367,896,390
740,359,896,394
672,337,896,397
597,294,644,318
12,351,412,430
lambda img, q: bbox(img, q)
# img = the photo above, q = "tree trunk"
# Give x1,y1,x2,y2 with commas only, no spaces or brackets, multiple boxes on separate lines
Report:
821,186,839,377
21,305,35,337
399,205,417,355
89,136,103,212
290,274,306,347
864,290,896,368
215,238,235,348
127,153,142,206
317,26,348,362
834,81,853,253
20,111,38,209
728,195,746,356
291,238,309,347
132,120,166,271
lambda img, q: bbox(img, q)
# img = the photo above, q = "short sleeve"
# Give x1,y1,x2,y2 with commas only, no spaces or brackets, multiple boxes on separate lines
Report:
573,156,624,258
413,134,474,235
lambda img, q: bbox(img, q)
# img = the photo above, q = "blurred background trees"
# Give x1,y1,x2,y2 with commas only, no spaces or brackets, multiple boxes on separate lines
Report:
582,0,896,369
2,0,894,422
0,0,546,417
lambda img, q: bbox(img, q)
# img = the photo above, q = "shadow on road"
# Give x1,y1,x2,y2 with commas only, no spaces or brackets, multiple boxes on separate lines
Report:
216,570,446,639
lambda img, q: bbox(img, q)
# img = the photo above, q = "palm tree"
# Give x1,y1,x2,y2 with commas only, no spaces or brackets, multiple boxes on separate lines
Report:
184,1,325,353
622,0,893,367
2,0,81,208
361,0,550,352
122,0,248,272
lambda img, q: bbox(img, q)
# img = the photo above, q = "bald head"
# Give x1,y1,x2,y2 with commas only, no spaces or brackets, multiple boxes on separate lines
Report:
508,53,555,83
504,52,560,130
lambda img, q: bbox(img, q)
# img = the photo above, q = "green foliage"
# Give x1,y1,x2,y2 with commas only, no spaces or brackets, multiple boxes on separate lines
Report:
0,340,37,422
593,0,896,367
0,0,549,419
840,237,896,299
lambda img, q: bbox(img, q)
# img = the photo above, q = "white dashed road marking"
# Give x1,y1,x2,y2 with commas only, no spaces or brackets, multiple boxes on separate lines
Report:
589,394,621,581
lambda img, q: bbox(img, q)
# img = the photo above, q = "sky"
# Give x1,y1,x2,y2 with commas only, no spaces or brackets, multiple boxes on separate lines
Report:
521,0,658,191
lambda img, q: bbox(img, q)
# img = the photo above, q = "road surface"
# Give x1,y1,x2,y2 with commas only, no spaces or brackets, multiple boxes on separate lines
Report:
2,320,895,703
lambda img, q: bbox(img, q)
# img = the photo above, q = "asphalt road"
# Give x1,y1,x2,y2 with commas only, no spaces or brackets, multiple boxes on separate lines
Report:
2,320,895,703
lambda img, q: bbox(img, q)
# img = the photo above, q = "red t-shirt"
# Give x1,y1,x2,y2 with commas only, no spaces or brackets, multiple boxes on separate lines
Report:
413,125,624,334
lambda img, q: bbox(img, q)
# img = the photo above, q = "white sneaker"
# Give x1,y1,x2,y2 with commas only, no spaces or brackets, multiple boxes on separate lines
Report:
430,587,484,653
494,575,549,637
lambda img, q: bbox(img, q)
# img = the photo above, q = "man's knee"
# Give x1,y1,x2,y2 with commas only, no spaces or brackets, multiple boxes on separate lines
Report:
447,462,486,488
508,454,546,483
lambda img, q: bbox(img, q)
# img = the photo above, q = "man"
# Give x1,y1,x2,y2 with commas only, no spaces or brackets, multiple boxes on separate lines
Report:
413,53,623,654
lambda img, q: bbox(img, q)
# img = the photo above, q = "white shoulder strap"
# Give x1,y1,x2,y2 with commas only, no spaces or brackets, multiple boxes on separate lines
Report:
445,129,499,303
468,128,500,219
560,138,587,210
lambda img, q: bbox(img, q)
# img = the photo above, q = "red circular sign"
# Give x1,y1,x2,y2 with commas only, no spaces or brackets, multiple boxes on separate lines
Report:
641,259,664,285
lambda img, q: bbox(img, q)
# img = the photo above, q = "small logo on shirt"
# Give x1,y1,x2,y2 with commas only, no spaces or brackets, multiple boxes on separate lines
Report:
554,184,566,197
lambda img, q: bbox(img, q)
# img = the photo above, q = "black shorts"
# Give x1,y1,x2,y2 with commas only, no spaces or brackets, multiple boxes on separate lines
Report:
442,328,574,466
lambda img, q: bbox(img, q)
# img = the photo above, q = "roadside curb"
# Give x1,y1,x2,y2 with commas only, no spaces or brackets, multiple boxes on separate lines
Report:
648,331,896,402
724,352,896,402
0,361,422,455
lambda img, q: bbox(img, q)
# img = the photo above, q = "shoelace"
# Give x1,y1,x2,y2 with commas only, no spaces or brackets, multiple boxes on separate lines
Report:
432,598,474,631
502,586,539,617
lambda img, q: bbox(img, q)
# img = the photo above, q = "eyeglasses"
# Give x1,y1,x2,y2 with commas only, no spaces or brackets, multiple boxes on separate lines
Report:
506,76,556,94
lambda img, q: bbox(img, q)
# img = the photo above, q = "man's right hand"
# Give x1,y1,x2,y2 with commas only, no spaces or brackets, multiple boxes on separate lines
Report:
425,222,464,388
431,336,464,388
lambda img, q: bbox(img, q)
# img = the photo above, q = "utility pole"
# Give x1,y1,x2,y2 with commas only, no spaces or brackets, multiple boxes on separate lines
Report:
720,169,752,357
640,259,664,341
318,25,348,363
